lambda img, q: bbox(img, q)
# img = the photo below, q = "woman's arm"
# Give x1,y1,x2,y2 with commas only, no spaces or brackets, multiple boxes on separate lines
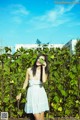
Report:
22,68,29,90
42,66,48,83
16,68,29,100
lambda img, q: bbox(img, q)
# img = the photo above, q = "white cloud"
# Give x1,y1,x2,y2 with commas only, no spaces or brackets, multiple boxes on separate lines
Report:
28,6,70,30
8,4,30,24
27,2,78,30
11,4,29,15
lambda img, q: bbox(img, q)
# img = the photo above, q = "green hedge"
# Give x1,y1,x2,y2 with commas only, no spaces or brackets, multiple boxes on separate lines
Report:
0,41,80,119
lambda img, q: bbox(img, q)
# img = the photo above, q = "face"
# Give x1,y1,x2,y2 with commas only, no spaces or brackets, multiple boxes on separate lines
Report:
36,56,45,66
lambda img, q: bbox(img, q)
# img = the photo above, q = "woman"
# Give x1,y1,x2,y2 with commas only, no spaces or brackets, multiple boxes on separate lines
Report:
16,54,49,120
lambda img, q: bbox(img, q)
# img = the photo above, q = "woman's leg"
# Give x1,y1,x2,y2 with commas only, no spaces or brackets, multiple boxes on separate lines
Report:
40,112,44,120
33,113,41,120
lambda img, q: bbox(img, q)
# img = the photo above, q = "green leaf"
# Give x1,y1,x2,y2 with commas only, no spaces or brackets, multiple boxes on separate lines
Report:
3,97,10,103
51,55,54,59
61,90,67,96
39,58,44,64
58,107,62,111
53,96,59,103
65,109,70,115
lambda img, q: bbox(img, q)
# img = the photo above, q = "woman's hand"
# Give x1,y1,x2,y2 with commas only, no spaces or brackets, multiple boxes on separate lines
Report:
16,93,21,101
42,61,46,67
41,61,46,67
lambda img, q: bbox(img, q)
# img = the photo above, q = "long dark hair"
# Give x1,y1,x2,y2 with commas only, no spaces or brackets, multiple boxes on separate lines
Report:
32,54,49,81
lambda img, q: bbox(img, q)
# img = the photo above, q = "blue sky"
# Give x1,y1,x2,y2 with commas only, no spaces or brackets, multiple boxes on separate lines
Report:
0,0,80,46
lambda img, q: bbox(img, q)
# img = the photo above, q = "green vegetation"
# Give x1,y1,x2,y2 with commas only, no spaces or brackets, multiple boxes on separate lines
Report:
0,40,80,119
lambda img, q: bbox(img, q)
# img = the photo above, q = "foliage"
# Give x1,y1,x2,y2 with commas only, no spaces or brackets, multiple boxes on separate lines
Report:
0,40,80,119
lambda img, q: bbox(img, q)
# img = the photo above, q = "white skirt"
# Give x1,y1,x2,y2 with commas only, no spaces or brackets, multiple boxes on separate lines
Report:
24,80,49,114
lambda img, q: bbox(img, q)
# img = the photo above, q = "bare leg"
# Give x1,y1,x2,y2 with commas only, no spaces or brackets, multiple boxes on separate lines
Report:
33,113,41,120
40,112,44,120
